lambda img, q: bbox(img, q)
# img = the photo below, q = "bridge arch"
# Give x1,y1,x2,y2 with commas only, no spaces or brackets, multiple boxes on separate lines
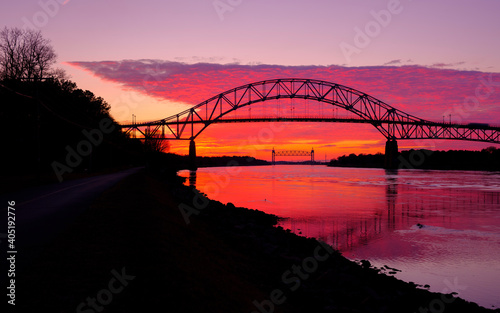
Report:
120,78,500,168
136,78,427,140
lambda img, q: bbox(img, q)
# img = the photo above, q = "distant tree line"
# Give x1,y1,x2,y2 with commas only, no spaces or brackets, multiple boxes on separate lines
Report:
329,153,386,168
399,148,500,171
148,153,270,173
0,77,146,179
329,148,500,171
197,155,270,167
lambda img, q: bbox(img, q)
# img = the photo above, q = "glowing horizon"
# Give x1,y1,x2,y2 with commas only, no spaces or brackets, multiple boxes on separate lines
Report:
67,60,500,160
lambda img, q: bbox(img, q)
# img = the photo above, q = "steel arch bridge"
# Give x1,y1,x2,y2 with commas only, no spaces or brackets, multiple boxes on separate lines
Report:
119,78,500,167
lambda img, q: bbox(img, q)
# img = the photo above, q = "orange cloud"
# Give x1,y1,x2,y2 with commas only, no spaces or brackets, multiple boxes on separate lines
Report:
68,60,500,159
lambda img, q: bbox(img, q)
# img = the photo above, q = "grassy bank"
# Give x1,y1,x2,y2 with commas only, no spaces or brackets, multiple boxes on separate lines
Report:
18,169,499,312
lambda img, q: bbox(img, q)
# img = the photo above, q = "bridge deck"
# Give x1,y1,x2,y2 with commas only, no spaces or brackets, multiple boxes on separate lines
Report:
117,78,500,143
120,116,500,131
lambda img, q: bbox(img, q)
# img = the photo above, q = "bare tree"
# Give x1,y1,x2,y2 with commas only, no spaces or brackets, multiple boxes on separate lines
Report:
0,27,24,79
144,135,171,154
0,27,57,81
143,128,171,154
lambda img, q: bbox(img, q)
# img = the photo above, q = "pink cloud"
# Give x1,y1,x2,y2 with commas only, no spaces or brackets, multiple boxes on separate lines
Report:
68,60,500,124
67,60,500,158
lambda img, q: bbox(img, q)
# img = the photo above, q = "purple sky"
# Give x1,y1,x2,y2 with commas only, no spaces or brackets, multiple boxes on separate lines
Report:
3,0,499,69
2,0,500,157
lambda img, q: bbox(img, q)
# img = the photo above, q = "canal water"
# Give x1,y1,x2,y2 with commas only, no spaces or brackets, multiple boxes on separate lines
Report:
178,165,500,309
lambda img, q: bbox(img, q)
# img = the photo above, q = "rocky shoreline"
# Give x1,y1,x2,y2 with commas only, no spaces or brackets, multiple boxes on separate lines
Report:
171,171,498,313
17,168,499,312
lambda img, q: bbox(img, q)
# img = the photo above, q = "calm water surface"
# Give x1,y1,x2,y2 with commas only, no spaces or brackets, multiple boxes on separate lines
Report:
179,165,500,309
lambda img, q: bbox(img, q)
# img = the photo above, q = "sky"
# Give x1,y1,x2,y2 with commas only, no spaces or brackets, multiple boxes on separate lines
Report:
2,0,500,160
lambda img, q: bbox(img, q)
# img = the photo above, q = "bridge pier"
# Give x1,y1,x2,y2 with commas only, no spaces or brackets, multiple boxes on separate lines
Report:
189,139,197,170
384,139,399,169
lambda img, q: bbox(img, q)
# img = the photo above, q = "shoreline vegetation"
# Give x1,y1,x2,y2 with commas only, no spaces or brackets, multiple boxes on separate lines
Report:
328,148,500,171
0,78,145,195
18,154,500,312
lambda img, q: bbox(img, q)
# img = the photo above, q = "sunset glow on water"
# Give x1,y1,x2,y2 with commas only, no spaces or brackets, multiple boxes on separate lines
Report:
179,165,500,309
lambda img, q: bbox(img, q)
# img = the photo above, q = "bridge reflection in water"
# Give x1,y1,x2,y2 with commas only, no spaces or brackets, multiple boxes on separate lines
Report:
180,165,500,308
188,170,197,187
180,165,500,253
281,170,399,251
280,171,500,253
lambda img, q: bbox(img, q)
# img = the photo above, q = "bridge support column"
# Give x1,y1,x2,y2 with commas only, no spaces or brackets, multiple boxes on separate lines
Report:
189,139,197,170
384,139,399,169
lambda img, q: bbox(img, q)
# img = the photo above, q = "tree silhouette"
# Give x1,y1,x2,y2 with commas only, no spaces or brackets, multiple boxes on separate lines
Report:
144,132,170,154
0,27,56,81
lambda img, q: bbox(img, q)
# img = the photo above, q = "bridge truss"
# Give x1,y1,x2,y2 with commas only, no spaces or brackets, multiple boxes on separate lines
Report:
272,148,315,164
120,78,500,144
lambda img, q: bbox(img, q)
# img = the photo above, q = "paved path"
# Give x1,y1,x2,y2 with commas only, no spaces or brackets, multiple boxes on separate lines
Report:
0,168,142,263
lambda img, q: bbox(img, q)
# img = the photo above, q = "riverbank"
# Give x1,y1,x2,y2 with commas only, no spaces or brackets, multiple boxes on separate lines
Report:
17,168,499,312
328,148,500,171
0,154,267,195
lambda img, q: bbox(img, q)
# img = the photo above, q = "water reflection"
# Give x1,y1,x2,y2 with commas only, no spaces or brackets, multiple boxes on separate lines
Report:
178,165,500,308
180,166,500,252
188,170,197,187
386,169,398,230
336,171,399,250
